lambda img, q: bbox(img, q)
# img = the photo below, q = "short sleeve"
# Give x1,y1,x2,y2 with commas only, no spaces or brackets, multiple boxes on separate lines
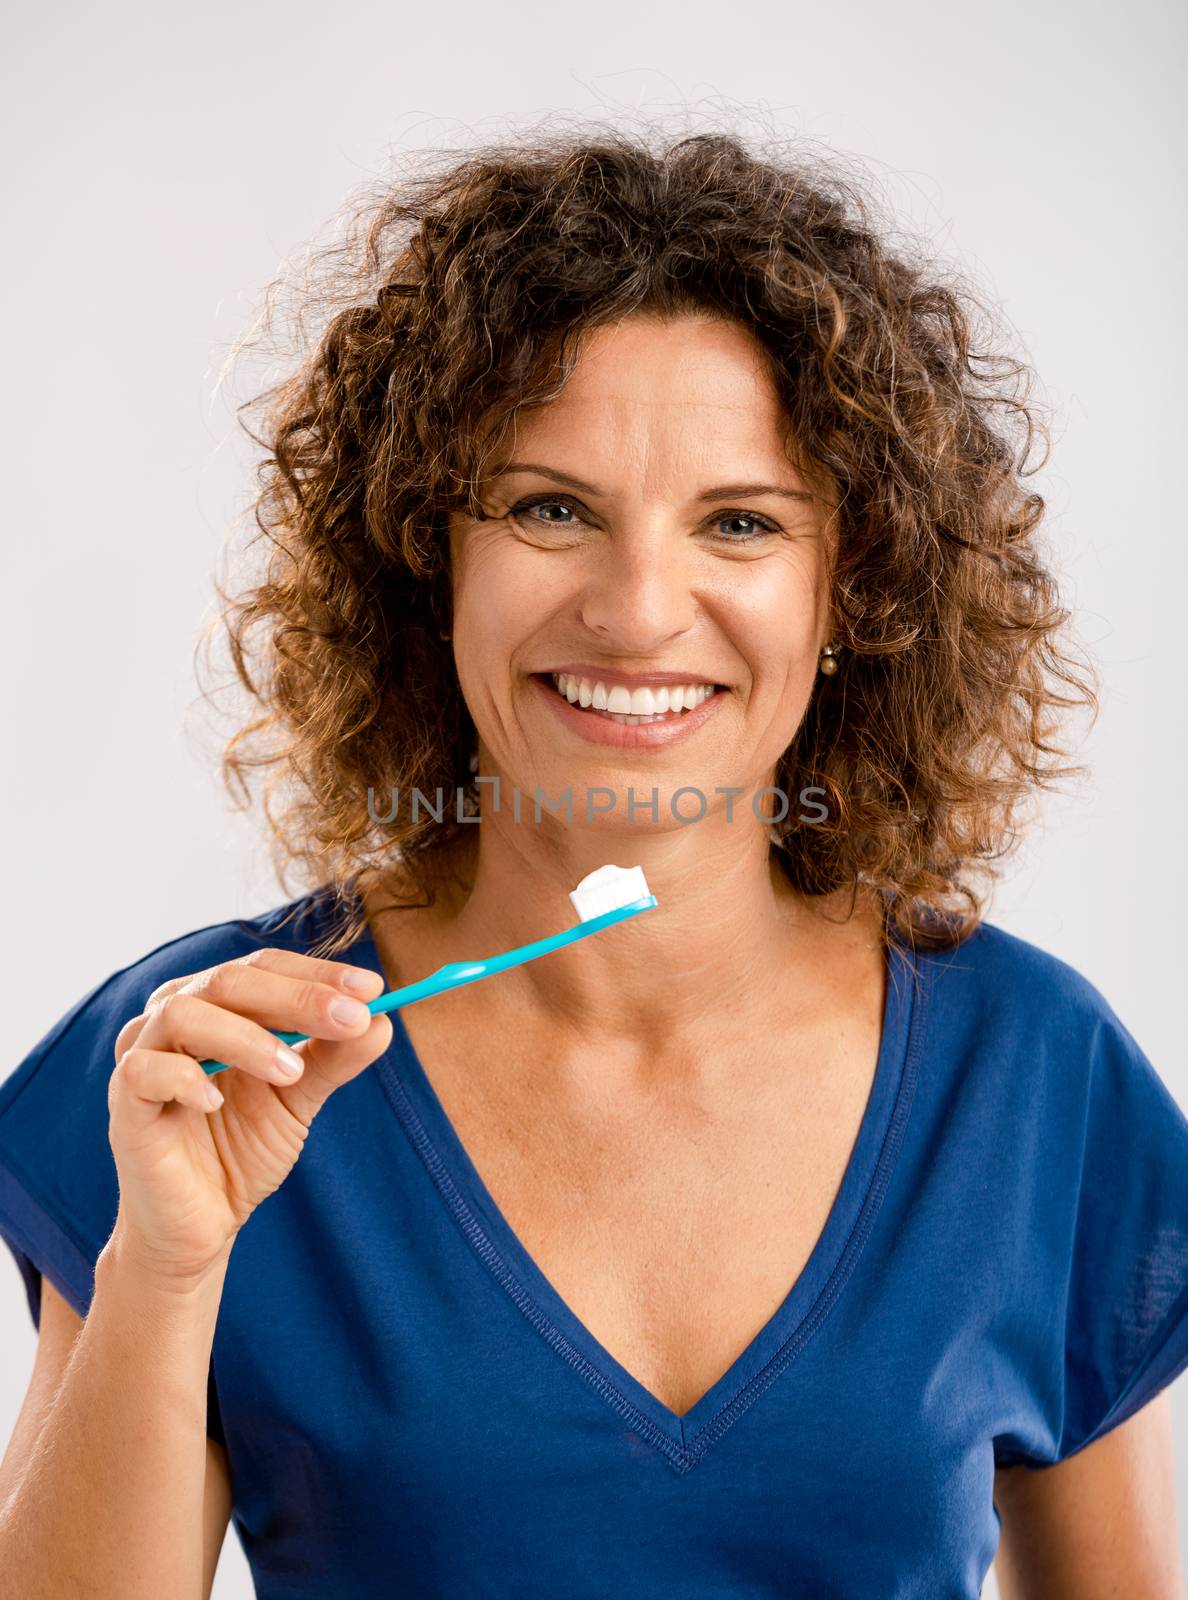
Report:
0,955,243,1448
1049,1000,1188,1463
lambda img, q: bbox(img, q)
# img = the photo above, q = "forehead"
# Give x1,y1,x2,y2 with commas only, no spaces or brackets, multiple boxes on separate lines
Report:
487,316,799,488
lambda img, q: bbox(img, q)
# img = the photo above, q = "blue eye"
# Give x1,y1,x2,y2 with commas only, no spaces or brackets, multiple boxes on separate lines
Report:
507,495,780,543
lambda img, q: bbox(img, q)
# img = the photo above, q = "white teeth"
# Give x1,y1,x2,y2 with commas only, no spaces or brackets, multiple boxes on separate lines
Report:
550,673,717,720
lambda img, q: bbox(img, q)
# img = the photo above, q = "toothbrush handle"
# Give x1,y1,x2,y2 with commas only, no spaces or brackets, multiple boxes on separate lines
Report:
198,961,485,1075
198,896,657,1075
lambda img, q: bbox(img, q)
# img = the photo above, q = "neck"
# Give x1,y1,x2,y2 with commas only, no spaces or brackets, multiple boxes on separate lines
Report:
361,808,885,1053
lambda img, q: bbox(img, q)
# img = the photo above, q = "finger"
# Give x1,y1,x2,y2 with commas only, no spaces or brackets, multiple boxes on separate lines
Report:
230,946,386,997
117,950,385,1059
275,1012,394,1120
148,947,385,1003
179,957,383,1044
109,1047,225,1141
134,992,315,1086
115,1010,151,1061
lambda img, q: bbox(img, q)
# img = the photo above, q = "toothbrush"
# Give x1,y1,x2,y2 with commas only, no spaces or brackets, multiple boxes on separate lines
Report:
200,864,659,1076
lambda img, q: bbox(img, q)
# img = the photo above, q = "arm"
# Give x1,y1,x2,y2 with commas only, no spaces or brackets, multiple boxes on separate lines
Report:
203,1426,234,1600
0,1226,233,1600
0,946,388,1599
0,1278,231,1598
993,1392,1186,1599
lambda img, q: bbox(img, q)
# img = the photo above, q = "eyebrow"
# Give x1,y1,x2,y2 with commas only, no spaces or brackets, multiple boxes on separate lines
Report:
492,461,816,502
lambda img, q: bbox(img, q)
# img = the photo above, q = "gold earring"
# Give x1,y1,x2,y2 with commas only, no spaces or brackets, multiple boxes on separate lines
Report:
818,642,839,675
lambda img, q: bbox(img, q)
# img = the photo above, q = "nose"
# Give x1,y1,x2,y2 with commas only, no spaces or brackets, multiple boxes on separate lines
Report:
576,524,698,650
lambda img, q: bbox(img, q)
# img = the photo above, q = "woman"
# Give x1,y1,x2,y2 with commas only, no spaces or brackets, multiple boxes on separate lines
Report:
0,127,1184,1599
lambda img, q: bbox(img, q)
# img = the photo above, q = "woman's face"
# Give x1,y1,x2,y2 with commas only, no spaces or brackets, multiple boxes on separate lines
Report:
447,312,833,834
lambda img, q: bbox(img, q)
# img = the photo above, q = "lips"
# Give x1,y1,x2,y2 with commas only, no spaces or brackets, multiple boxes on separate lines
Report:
530,671,727,750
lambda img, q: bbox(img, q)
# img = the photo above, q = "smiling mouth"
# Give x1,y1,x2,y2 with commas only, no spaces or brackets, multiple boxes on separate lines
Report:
543,671,724,725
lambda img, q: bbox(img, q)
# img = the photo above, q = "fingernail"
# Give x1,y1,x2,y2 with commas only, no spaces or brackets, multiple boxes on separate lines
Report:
205,1083,225,1110
275,1044,304,1078
329,996,369,1027
340,967,377,994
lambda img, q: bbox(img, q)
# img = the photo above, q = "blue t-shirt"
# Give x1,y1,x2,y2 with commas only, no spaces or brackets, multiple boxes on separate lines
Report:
1,888,1187,1599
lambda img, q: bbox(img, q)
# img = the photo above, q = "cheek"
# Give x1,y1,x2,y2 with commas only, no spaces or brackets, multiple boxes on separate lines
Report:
722,560,824,685
451,535,566,697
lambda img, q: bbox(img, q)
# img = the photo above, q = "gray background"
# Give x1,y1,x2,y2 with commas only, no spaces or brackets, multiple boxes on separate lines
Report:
2,1,1185,1592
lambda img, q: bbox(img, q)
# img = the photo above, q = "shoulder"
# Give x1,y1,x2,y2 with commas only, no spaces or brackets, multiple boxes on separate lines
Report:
917,917,1134,1043
906,918,1175,1136
0,888,331,1323
96,891,327,1018
0,889,327,1115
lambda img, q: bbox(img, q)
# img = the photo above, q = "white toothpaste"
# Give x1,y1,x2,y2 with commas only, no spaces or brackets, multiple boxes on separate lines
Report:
568,864,652,922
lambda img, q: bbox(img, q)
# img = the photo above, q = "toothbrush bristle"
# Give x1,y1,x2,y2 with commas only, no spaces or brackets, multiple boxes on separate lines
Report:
569,864,652,922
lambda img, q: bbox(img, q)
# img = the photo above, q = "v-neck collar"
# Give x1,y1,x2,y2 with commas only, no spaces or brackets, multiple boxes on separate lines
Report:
360,917,928,1475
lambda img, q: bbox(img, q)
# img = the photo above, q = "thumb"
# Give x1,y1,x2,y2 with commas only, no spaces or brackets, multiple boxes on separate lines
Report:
283,1011,394,1121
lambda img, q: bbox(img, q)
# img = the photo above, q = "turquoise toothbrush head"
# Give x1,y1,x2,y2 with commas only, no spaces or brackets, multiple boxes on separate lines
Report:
201,864,658,1075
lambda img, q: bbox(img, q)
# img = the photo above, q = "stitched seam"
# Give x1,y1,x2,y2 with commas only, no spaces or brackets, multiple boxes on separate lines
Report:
375,1062,691,1471
374,941,931,1476
683,947,931,1465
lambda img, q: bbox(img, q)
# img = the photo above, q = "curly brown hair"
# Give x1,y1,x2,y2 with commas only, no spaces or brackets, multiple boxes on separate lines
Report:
199,119,1098,959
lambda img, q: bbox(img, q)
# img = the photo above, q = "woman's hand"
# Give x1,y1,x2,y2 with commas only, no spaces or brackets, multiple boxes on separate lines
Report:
105,948,391,1287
